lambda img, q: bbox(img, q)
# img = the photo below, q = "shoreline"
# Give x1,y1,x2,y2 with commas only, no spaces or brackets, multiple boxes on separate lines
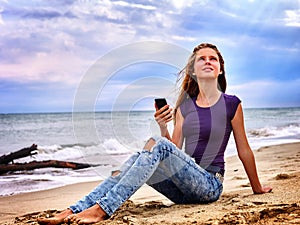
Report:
1,142,300,224
2,138,299,197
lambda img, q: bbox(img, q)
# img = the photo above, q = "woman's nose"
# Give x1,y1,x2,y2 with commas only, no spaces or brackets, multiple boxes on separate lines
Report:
205,58,211,64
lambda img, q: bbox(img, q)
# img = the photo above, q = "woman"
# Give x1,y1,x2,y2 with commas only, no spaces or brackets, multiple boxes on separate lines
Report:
38,43,272,225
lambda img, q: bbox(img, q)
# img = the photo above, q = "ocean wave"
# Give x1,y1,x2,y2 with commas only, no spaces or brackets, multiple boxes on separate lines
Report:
249,129,273,137
13,138,134,164
101,138,132,155
248,123,300,139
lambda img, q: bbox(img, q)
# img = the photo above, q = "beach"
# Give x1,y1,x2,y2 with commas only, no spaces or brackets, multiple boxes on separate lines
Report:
1,142,299,225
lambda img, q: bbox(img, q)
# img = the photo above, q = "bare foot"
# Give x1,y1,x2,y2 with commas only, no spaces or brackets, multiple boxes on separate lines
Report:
65,204,107,224
37,209,73,225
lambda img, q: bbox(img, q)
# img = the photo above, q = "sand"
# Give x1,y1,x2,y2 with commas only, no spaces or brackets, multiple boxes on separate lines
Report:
1,142,300,225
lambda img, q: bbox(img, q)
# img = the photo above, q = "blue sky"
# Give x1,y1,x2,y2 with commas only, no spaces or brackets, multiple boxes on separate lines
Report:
0,0,299,113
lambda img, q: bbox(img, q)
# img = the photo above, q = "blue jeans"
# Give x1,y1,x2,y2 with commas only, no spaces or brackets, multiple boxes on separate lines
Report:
69,137,223,216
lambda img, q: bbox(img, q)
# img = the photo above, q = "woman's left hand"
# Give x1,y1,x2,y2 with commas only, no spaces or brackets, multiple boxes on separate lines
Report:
154,105,173,129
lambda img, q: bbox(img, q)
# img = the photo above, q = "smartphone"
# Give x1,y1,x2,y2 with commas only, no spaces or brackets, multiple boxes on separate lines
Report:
155,98,168,110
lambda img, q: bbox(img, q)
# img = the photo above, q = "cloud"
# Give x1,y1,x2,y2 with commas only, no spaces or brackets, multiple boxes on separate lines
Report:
284,9,300,27
0,0,299,112
0,6,4,25
0,49,89,85
113,0,156,10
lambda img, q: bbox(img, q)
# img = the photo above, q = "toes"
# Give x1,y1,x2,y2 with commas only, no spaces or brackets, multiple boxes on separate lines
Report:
64,215,76,223
74,217,82,224
63,216,70,223
66,215,83,224
68,215,78,223
77,218,89,225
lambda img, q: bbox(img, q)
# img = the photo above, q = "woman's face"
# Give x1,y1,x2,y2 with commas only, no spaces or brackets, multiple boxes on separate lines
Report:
193,47,222,80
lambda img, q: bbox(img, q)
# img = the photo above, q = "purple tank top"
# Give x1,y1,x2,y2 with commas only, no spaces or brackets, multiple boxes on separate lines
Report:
180,93,241,171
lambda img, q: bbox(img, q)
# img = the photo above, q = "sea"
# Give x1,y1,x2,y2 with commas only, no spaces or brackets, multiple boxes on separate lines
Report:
1,107,300,196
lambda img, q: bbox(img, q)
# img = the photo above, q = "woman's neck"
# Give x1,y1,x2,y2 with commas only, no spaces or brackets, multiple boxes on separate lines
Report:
196,80,221,107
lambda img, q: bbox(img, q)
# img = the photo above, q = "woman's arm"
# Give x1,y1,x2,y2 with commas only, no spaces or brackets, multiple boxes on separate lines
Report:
154,105,184,149
231,104,273,194
171,107,184,148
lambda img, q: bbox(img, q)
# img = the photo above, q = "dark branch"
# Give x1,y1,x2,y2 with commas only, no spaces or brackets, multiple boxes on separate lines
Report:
0,144,38,164
0,160,100,175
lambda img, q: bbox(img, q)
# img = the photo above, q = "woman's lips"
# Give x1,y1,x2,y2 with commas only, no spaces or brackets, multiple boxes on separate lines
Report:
202,67,213,71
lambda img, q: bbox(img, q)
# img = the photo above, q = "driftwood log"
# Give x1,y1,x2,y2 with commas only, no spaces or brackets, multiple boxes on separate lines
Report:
0,160,93,174
0,144,38,164
0,144,100,174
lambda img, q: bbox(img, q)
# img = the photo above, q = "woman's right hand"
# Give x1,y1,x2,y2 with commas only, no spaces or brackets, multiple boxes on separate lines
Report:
154,104,173,131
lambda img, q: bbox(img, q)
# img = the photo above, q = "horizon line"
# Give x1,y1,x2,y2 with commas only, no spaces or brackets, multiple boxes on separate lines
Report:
1,106,300,115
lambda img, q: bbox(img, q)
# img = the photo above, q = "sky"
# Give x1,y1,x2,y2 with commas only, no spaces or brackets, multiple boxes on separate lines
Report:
0,0,300,113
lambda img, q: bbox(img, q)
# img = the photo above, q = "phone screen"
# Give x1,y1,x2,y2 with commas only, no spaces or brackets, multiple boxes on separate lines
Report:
155,98,167,110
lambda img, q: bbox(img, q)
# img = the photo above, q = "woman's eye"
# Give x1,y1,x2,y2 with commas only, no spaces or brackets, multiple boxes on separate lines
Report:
197,56,218,61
